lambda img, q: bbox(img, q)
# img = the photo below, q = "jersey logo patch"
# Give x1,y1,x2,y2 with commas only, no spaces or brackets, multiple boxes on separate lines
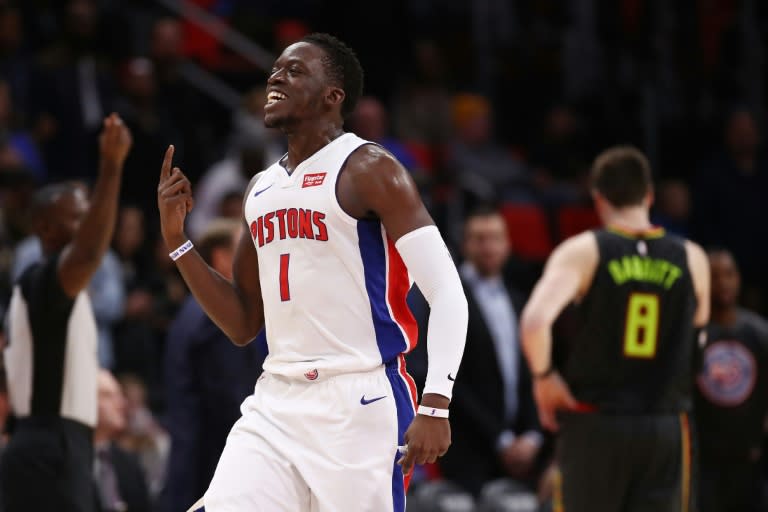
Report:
302,173,326,188
697,340,756,406
304,368,319,381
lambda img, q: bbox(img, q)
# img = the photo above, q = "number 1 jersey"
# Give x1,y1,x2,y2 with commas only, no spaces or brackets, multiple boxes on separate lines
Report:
563,228,697,413
243,133,418,384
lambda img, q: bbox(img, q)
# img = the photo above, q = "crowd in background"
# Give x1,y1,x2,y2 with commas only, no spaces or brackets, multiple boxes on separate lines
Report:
0,0,767,511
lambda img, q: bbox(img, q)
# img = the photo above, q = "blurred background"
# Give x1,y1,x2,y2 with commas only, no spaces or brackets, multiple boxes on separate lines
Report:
0,1,767,511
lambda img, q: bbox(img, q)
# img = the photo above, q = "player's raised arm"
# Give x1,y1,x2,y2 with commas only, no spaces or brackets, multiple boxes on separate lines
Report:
57,113,132,298
520,232,598,430
157,145,264,345
343,145,468,472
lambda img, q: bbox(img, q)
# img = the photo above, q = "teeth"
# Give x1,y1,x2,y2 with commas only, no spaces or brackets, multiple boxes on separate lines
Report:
267,91,287,104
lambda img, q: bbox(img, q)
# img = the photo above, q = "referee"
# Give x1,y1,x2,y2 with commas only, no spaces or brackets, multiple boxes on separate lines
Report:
1,114,131,512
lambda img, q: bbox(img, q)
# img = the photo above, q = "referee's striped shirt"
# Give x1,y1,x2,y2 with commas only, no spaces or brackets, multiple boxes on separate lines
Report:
4,254,98,428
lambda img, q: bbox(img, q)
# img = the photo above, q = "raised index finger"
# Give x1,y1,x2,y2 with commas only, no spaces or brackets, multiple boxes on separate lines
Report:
161,145,175,181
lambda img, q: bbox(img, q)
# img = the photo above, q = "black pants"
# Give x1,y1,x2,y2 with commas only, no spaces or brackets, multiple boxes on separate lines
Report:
0,418,96,512
556,412,694,512
699,454,763,512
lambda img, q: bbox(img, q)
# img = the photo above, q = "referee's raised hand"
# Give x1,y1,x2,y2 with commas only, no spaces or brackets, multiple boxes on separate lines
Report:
98,112,132,170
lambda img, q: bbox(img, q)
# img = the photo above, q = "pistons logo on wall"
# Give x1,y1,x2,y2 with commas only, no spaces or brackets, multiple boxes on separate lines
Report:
697,340,756,406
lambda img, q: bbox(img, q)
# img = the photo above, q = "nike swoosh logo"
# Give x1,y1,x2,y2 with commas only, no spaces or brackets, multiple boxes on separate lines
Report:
253,184,274,197
360,395,387,405
447,373,455,381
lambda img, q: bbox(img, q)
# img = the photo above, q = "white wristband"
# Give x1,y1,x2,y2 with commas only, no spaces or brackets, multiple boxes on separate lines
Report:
169,240,194,261
417,405,449,418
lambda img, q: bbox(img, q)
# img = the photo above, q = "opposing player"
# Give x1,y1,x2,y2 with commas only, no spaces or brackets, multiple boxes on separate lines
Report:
157,33,468,511
520,146,709,511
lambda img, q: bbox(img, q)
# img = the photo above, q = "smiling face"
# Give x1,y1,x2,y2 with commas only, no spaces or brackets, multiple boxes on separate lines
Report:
264,42,343,130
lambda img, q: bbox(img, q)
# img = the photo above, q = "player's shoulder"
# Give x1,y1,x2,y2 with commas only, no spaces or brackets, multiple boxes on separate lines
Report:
545,231,598,274
553,231,598,260
345,141,405,178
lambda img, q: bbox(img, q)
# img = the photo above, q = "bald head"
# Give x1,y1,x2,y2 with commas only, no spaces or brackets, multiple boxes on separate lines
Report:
31,182,89,255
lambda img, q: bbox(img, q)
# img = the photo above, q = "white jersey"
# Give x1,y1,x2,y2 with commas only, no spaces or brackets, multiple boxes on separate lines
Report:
244,133,418,382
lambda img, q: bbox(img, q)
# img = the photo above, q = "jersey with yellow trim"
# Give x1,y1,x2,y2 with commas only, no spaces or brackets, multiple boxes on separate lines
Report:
564,228,697,413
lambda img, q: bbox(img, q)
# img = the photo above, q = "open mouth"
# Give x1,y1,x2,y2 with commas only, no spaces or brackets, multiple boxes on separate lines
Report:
266,91,288,105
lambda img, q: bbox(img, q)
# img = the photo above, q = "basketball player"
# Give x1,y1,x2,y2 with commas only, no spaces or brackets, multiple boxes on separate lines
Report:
1,114,132,512
157,33,468,511
696,249,768,512
520,146,710,511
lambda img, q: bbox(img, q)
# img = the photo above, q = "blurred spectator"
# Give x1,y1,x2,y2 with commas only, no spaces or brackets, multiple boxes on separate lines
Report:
528,104,590,198
0,4,32,125
347,96,428,186
695,249,768,512
163,218,265,512
692,109,768,311
0,80,45,180
449,93,530,204
187,100,268,239
94,369,151,512
217,190,244,220
0,161,36,312
652,179,691,237
392,40,453,146
347,96,418,170
30,0,117,180
149,16,220,182
439,207,543,497
0,153,35,245
111,205,164,406
117,374,169,502
115,56,179,216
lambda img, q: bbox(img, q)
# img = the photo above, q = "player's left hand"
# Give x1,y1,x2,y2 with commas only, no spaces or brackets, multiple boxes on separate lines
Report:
533,372,578,431
397,395,451,475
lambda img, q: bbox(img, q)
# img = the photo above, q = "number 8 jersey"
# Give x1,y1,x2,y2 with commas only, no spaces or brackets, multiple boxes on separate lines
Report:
563,227,697,413
243,133,418,384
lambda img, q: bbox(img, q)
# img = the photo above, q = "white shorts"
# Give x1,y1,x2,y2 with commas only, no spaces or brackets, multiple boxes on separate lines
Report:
200,356,417,512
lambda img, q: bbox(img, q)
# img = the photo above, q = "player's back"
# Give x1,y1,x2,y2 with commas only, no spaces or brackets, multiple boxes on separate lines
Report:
565,227,697,413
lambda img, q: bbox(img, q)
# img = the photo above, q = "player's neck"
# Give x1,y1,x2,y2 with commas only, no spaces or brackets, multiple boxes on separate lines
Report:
283,122,344,173
604,207,653,233
711,305,738,326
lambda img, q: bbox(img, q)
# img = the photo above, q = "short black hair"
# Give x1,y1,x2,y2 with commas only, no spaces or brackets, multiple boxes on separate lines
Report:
590,146,652,208
301,33,363,118
465,203,502,222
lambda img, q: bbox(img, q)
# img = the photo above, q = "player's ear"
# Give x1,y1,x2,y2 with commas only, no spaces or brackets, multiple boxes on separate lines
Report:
325,86,345,110
645,188,655,209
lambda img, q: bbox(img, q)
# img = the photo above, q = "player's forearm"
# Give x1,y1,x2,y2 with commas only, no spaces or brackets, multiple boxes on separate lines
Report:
395,226,468,400
167,235,262,345
520,312,554,374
